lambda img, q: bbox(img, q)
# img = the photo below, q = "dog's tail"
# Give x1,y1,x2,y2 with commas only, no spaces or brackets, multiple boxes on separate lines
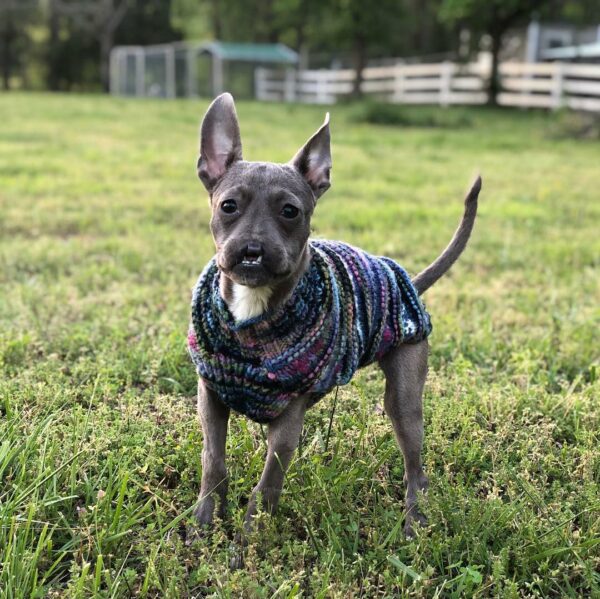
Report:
412,176,482,295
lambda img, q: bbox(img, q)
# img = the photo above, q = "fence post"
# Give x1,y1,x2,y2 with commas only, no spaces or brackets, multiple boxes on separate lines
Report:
552,62,565,110
316,71,329,104
166,46,176,98
477,52,492,104
392,63,405,104
440,60,453,107
284,68,296,102
212,56,223,96
254,67,266,101
135,47,145,97
186,46,197,98
109,48,118,95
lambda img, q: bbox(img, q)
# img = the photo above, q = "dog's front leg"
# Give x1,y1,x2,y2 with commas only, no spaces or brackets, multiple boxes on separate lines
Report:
244,396,308,529
188,379,230,540
230,396,307,568
379,341,429,537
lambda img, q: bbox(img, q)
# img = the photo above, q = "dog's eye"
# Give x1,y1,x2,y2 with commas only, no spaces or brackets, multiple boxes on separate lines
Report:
221,199,238,214
281,204,299,219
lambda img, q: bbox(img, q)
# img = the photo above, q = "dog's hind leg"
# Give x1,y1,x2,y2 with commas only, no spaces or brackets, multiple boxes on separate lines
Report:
379,340,429,537
188,379,230,540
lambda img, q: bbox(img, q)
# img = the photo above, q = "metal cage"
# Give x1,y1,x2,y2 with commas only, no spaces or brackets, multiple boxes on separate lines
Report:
109,41,299,99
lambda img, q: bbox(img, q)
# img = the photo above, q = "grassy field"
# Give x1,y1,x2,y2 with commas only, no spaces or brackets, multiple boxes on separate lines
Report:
0,93,598,598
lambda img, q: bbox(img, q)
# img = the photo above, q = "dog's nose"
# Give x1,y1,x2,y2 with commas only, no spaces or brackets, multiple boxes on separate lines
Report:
245,242,263,258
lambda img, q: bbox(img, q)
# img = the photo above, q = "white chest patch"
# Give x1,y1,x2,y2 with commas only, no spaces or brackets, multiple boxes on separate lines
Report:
230,284,272,322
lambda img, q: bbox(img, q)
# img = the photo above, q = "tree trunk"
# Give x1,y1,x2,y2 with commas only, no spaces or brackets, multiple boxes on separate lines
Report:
211,0,222,39
351,33,366,98
295,0,308,52
488,29,502,106
100,32,113,92
264,0,279,43
1,18,15,90
98,0,128,93
47,0,60,91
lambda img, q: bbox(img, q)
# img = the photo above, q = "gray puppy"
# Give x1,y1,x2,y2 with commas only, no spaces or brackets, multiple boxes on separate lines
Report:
187,93,481,555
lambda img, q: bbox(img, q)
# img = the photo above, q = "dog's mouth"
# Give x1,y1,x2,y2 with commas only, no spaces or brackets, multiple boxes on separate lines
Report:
217,244,295,287
240,254,263,266
223,253,269,287
220,255,292,288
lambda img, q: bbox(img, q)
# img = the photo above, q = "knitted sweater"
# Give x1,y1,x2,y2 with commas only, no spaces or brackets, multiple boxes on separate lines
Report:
188,240,432,423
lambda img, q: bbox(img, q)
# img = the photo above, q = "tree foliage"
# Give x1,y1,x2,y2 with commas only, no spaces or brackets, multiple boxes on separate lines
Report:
0,0,41,90
1,0,598,93
439,0,600,104
44,0,181,91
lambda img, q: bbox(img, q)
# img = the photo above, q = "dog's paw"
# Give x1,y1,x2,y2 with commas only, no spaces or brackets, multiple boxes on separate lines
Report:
404,509,427,539
229,551,245,570
190,499,220,527
185,522,207,546
186,502,228,545
185,505,216,546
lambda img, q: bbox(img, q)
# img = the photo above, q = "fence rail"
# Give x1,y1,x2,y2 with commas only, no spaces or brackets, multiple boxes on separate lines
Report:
255,61,600,111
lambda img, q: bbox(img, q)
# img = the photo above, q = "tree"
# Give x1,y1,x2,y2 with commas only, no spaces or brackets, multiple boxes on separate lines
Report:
171,0,212,40
50,0,129,91
0,0,40,90
45,0,181,91
309,0,405,97
169,0,448,94
439,0,553,105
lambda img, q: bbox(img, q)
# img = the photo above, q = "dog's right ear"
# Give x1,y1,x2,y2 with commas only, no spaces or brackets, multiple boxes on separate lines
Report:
197,93,242,193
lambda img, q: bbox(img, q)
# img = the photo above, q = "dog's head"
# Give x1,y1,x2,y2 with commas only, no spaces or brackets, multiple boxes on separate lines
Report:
197,93,331,288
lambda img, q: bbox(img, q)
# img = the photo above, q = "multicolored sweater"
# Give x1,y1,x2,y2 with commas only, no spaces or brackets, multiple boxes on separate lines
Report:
188,240,432,423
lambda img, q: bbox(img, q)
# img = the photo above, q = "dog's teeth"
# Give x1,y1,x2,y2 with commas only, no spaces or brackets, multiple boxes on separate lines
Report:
242,255,262,265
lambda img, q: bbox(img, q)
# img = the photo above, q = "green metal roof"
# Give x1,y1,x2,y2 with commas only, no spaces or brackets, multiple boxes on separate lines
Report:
202,42,298,64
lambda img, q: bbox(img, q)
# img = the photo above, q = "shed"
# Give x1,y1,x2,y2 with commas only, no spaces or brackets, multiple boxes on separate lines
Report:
541,41,600,62
110,41,299,99
199,42,299,96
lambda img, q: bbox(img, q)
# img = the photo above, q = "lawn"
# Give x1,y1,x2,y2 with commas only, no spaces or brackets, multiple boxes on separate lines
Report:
0,93,598,598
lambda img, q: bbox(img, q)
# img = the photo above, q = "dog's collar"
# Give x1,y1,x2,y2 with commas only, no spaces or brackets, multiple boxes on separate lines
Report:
188,240,432,423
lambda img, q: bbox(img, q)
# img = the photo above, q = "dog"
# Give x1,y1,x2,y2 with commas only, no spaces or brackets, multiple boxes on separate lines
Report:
186,93,481,560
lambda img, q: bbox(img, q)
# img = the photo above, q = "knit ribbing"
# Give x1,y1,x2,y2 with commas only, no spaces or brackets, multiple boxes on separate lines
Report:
188,240,432,423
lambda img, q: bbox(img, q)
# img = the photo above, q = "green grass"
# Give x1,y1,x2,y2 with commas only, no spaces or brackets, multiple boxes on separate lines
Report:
0,93,598,598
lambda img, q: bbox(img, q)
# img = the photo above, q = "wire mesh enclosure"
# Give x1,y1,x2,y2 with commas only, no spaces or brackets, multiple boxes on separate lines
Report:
109,41,299,99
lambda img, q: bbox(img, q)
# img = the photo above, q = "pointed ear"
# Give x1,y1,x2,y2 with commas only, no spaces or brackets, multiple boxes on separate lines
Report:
197,93,242,192
290,113,331,199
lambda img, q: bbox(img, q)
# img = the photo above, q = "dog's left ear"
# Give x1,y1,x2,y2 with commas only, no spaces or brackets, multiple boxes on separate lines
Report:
197,93,242,193
290,113,331,200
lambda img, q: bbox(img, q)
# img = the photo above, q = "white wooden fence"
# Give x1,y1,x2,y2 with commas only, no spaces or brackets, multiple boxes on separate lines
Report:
255,61,600,111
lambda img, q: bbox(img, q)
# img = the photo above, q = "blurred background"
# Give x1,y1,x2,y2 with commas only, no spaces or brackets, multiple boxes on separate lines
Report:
2,0,600,110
